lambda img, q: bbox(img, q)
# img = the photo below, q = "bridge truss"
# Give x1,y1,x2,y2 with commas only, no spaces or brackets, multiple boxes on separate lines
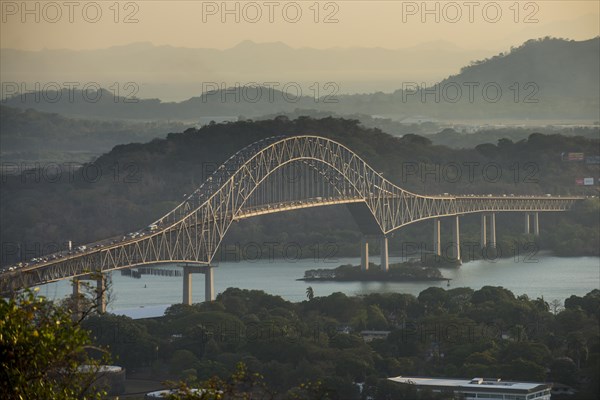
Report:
0,135,583,294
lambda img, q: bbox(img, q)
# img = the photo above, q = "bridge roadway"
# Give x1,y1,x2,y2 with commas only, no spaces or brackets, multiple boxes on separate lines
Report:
0,135,586,302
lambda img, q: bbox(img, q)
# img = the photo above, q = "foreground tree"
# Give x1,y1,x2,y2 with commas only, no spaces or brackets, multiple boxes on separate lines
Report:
306,287,315,301
166,362,335,400
0,288,110,400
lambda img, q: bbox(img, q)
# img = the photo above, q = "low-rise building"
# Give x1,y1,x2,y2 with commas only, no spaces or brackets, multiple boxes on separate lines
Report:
388,376,552,400
360,330,391,342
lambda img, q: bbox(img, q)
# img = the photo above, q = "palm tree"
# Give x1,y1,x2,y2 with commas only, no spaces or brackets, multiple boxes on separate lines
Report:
306,286,314,301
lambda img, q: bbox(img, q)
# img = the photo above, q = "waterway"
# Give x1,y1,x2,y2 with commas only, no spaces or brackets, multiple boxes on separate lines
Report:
37,253,600,319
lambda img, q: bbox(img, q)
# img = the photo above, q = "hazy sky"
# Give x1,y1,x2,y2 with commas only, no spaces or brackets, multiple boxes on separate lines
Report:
1,1,598,51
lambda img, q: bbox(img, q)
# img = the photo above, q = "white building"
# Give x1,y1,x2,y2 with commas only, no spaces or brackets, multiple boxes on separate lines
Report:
388,376,552,400
360,330,391,342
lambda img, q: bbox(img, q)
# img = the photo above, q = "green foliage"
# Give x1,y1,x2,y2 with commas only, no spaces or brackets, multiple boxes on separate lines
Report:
0,105,191,163
2,117,598,267
82,313,157,369
0,289,110,399
306,287,314,301
83,287,600,398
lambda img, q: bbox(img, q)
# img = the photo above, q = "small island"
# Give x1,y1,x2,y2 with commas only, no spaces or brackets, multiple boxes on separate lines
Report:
299,261,448,282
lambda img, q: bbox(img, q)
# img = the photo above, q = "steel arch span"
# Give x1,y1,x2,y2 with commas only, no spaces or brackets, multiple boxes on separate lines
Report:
0,135,584,293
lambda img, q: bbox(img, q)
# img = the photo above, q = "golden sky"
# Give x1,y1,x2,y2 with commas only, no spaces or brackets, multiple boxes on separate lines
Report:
1,1,598,51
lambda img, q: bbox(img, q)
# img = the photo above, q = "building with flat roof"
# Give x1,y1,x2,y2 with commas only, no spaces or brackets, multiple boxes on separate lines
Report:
360,330,391,342
388,376,552,400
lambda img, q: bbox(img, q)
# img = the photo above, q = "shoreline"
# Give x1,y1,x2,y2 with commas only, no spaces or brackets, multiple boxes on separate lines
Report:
297,277,450,282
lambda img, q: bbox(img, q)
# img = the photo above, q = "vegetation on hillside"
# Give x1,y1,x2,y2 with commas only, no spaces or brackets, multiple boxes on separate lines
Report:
1,117,598,266
0,289,111,399
82,287,600,399
0,105,191,163
302,262,446,282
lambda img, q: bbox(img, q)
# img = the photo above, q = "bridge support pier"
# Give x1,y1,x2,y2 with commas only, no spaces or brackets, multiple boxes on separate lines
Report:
72,278,80,298
183,267,192,305
205,266,214,302
96,275,106,314
533,212,539,236
524,213,530,234
72,279,81,321
451,216,461,264
183,264,215,305
380,236,389,273
480,214,487,249
489,213,496,249
433,219,441,256
71,273,106,319
361,237,369,271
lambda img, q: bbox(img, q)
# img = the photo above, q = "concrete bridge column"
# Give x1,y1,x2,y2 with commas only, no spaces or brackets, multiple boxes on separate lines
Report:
380,235,389,273
72,279,81,321
533,212,540,236
96,274,106,314
183,266,192,305
433,219,441,256
489,213,497,249
452,216,461,264
205,266,214,302
480,214,487,249
183,264,215,305
72,278,80,298
361,236,369,271
524,213,530,234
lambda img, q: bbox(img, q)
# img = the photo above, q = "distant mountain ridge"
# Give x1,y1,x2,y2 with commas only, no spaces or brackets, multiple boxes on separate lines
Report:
0,39,488,100
442,37,599,99
2,37,598,121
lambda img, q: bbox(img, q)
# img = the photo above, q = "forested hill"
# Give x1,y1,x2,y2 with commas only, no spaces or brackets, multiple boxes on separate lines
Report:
336,37,600,119
439,37,600,100
1,117,598,265
0,105,191,163
2,38,598,120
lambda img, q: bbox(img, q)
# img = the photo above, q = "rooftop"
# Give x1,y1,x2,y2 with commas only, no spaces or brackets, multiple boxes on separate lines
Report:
388,376,551,394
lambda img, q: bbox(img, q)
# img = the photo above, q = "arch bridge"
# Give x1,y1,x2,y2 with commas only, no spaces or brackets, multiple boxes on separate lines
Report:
0,135,584,306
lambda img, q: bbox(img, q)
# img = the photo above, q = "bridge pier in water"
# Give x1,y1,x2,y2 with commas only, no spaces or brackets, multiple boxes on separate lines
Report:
360,235,389,272
451,216,462,264
71,273,106,320
480,214,487,249
73,278,80,298
489,213,497,248
524,212,540,235
480,213,496,249
96,275,106,314
360,237,369,271
183,264,214,305
433,219,441,256
380,236,389,272
72,279,81,321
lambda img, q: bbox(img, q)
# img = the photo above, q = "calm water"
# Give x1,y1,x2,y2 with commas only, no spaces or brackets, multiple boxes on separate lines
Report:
38,254,600,318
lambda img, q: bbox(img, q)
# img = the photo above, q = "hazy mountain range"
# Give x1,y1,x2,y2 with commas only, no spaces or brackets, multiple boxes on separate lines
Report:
1,40,492,101
2,37,598,122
